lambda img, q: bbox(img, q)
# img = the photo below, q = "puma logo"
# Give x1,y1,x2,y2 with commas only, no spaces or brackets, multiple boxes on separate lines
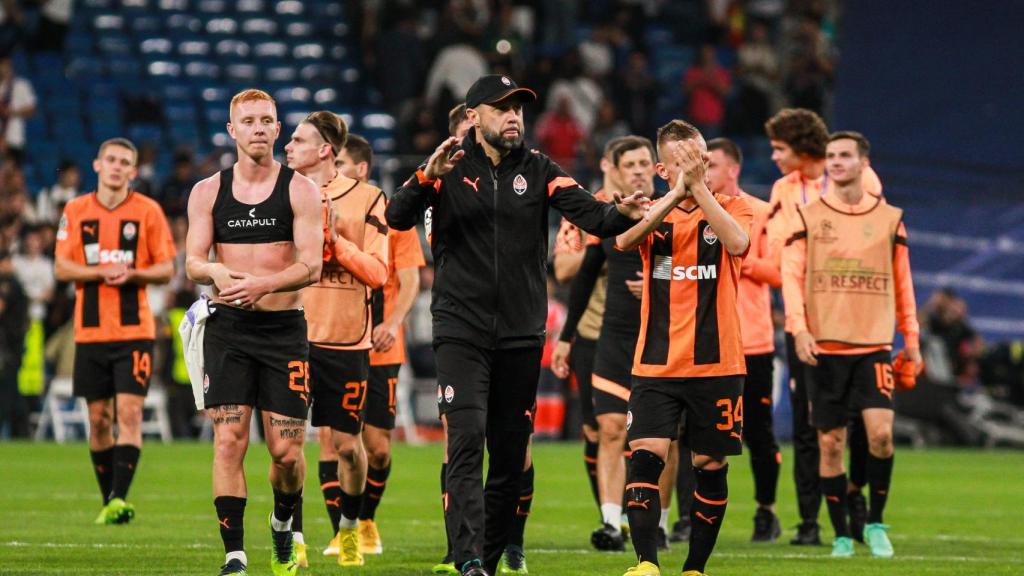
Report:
348,412,360,421
463,176,480,192
729,432,742,440
627,499,650,510
696,511,719,524
83,224,96,236
218,517,230,529
653,230,666,241
325,497,341,508
826,495,840,503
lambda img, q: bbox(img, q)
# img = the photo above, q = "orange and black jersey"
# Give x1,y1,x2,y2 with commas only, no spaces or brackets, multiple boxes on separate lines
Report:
386,128,636,348
55,192,176,343
631,194,753,379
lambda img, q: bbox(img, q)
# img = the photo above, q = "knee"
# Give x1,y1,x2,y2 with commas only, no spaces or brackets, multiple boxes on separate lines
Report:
819,431,845,461
116,403,143,428
89,411,113,436
446,409,487,442
692,454,726,471
333,434,363,465
365,439,391,469
867,428,893,457
271,443,303,471
599,420,626,443
214,433,247,464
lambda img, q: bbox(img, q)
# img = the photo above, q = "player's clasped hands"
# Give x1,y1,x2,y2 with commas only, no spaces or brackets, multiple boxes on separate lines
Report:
101,263,132,286
219,271,271,309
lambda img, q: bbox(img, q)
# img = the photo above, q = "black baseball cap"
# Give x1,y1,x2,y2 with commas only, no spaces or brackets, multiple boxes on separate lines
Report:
465,74,538,109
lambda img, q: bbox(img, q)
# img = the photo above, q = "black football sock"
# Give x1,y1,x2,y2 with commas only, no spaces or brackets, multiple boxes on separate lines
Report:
318,460,342,533
867,454,893,523
821,473,851,537
359,462,391,520
215,496,246,555
683,465,729,574
625,450,665,566
109,445,140,500
90,447,114,505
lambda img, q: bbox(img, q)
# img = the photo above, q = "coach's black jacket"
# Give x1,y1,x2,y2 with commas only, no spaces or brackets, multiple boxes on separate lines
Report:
387,129,636,349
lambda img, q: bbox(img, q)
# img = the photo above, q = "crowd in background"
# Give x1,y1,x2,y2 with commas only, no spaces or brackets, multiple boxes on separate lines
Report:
0,0,1022,445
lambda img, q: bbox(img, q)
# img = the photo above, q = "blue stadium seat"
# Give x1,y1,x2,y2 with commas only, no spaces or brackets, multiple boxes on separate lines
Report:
264,66,297,83
109,58,143,81
196,0,229,14
140,37,174,55
178,39,212,57
127,123,165,145
31,53,64,73
67,31,95,54
225,63,259,84
184,61,221,80
205,18,239,36
361,112,396,131
165,103,197,123
131,16,163,34
292,42,324,60
97,35,134,56
237,0,266,13
161,84,193,102
93,14,125,31
215,39,251,58
199,86,230,103
242,18,279,36
254,40,289,59
66,56,106,79
313,88,338,106
283,21,313,38
203,106,229,125
148,60,183,81
157,0,190,11
166,14,202,34
275,0,304,15
274,87,311,105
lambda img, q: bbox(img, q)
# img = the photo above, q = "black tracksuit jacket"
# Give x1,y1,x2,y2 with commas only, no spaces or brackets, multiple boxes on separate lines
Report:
386,129,636,349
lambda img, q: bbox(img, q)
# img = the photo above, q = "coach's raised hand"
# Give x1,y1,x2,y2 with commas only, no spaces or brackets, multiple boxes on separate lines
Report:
612,190,651,220
423,137,465,180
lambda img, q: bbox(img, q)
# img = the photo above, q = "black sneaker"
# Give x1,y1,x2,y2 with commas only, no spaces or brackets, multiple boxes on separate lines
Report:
848,490,868,544
669,517,691,543
751,508,782,542
657,527,670,551
789,520,822,546
590,523,626,551
461,559,490,576
218,558,248,575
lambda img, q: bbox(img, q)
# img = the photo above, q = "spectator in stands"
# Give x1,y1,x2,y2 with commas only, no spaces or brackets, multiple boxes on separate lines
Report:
30,0,73,52
535,94,585,172
784,16,833,115
683,44,731,137
922,288,984,389
156,150,196,219
613,50,658,137
131,142,158,197
425,42,488,117
0,163,35,226
546,50,603,133
727,20,779,135
0,53,36,164
0,231,29,437
587,100,629,173
11,224,53,323
35,160,80,225
0,2,25,54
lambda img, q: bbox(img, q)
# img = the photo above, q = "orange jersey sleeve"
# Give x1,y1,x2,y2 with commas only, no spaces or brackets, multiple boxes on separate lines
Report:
737,194,777,355
781,217,809,336
145,201,177,265
893,222,919,348
330,193,389,289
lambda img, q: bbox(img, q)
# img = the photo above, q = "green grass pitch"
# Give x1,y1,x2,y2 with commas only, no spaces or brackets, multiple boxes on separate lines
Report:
2,441,1022,575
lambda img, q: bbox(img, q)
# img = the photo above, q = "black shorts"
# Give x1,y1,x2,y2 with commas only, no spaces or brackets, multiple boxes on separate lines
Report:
73,340,154,401
809,350,894,430
365,363,400,430
203,306,309,420
627,375,745,459
570,335,598,429
592,328,637,416
309,347,369,434
435,341,539,433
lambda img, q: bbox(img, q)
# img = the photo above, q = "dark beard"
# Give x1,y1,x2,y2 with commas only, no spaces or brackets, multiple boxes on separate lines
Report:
481,126,523,152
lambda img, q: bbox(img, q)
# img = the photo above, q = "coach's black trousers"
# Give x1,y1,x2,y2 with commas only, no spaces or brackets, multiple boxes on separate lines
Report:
436,341,540,573
786,333,821,524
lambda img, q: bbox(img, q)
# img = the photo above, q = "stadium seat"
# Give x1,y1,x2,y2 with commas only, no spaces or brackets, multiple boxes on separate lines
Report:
284,21,313,38
131,16,163,34
93,14,125,31
197,0,229,14
199,85,230,103
253,40,289,59
264,65,297,83
275,0,304,15
66,31,95,54
67,56,107,79
184,61,221,80
313,87,338,106
205,18,239,35
178,39,212,57
166,14,202,34
225,63,259,83
33,377,90,443
141,383,174,443
158,0,190,12
148,60,183,80
215,39,251,58
292,42,324,60
242,18,279,36
140,37,173,55
237,0,266,13
274,86,311,104
161,83,193,102
97,35,134,56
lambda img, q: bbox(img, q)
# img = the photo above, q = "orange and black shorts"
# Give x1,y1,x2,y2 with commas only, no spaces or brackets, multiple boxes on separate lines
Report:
808,350,894,430
627,375,745,459
309,347,369,434
202,306,310,420
592,327,637,416
364,363,400,430
73,339,154,401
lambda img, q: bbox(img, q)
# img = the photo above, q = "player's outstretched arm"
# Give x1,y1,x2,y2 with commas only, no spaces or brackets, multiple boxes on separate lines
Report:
386,138,459,231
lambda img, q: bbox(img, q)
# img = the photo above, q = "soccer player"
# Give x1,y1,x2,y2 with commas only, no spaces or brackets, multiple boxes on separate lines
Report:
763,108,882,545
617,120,752,576
387,74,647,576
340,133,427,555
185,89,323,576
285,112,389,568
783,132,921,558
550,137,623,523
705,138,783,541
54,138,175,526
556,136,660,552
